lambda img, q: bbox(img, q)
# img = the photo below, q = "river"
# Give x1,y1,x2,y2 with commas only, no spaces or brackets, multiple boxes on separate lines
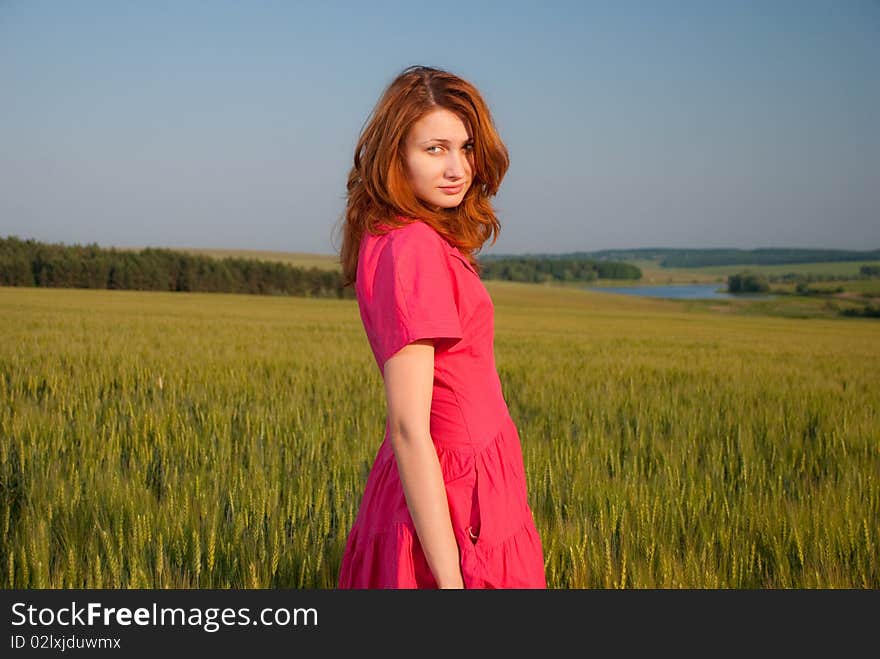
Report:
587,283,776,300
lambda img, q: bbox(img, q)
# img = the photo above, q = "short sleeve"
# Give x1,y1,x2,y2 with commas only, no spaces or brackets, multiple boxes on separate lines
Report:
370,226,463,368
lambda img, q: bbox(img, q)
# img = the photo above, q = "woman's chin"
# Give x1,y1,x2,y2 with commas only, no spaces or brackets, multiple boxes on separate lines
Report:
432,195,466,209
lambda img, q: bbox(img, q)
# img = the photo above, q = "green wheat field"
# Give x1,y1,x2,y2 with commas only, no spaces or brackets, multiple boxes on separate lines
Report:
1,283,877,588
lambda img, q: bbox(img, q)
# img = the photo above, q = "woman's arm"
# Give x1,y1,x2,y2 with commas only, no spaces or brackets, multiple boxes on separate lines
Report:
383,339,464,589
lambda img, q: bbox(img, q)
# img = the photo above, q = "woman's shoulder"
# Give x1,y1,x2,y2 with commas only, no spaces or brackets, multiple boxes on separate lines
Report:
376,216,439,238
374,217,448,253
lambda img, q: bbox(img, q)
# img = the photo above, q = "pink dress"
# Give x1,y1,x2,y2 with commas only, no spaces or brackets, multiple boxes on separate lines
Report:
337,216,546,589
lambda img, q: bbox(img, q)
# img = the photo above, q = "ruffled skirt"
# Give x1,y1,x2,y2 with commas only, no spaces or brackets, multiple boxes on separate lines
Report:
337,413,546,589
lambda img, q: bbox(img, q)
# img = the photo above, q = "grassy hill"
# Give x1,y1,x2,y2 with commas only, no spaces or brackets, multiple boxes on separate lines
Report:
112,245,880,317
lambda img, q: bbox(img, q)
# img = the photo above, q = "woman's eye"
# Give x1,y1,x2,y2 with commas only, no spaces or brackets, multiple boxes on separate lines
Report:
427,144,473,153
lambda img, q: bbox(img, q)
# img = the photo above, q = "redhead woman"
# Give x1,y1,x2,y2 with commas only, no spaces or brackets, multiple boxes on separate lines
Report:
335,65,546,589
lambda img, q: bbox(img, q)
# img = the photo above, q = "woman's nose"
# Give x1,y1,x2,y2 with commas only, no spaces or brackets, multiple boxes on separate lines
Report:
445,151,468,179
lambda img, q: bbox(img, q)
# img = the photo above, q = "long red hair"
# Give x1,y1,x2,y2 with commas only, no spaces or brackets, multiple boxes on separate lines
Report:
333,65,510,287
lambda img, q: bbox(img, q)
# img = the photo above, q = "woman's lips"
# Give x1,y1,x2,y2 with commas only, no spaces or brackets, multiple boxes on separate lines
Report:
439,183,464,194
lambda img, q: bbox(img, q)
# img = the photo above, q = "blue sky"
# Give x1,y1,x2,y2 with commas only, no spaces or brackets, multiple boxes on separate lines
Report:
1,0,877,255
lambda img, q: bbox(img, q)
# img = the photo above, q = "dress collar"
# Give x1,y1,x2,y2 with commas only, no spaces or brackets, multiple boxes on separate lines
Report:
442,239,479,276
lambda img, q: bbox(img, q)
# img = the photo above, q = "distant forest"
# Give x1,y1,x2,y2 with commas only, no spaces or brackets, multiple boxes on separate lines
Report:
479,256,640,283
657,248,880,268
0,236,355,299
8,237,872,296
0,236,642,295
481,247,880,268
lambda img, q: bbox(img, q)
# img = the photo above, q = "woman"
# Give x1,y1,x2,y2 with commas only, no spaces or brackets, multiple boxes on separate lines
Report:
336,65,546,589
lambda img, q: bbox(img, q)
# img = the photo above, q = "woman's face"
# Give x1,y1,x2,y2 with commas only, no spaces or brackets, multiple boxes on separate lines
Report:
402,108,474,208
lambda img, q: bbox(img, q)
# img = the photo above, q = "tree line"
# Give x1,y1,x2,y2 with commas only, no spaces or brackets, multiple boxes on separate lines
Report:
727,272,771,293
0,236,643,296
481,248,880,269
479,256,641,283
659,248,880,268
0,236,355,299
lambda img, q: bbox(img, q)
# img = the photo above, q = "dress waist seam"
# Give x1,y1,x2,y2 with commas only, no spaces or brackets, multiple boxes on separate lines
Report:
431,411,514,454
